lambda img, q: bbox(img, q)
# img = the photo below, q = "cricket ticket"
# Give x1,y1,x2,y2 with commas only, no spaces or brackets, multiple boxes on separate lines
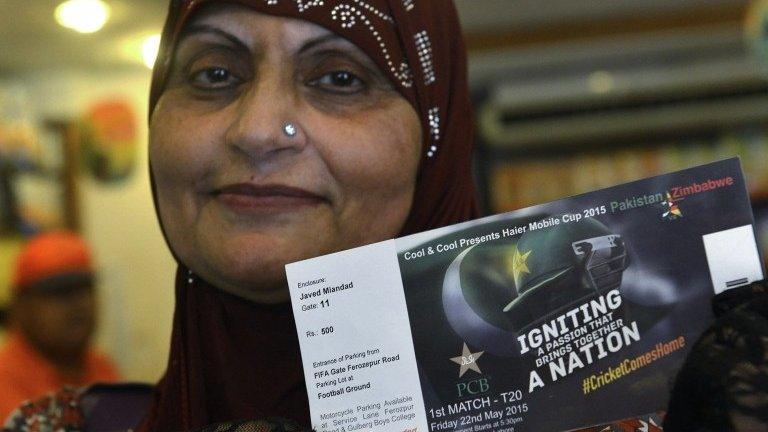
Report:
286,158,764,432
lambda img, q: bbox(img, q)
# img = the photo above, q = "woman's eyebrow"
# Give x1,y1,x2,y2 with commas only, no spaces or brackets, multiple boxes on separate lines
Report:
298,33,345,54
179,24,250,52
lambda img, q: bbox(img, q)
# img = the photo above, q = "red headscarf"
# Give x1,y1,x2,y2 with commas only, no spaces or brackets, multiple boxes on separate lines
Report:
142,0,478,430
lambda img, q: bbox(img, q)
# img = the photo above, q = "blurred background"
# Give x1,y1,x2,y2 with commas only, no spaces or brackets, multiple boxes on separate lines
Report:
1,0,768,382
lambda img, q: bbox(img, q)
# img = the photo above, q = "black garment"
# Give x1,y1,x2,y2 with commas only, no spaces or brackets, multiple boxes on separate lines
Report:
665,281,768,431
192,420,307,432
82,383,154,431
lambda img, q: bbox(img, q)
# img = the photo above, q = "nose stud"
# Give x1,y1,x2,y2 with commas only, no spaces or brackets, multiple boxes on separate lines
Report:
283,122,298,138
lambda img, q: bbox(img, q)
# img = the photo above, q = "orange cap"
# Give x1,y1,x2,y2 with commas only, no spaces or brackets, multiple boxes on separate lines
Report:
12,230,93,294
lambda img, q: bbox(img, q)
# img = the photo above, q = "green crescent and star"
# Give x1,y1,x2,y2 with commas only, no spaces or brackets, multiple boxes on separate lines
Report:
449,246,532,376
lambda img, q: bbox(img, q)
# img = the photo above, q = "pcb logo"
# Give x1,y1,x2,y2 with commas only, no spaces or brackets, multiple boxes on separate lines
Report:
450,343,489,397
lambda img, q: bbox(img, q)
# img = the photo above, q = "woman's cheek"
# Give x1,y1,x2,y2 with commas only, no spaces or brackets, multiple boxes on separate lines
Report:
323,107,421,193
150,103,189,182
151,106,215,190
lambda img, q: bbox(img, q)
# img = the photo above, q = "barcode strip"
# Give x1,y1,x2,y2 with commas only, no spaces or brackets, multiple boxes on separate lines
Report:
725,277,749,288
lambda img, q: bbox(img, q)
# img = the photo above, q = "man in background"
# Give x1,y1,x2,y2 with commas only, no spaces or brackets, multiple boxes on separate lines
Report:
0,230,119,420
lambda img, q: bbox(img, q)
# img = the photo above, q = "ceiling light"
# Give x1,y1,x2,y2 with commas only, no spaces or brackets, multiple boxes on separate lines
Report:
142,34,161,69
587,71,615,94
55,0,110,34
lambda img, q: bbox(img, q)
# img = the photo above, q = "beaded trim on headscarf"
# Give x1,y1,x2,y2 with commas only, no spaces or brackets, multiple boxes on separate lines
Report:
259,0,415,90
163,0,443,158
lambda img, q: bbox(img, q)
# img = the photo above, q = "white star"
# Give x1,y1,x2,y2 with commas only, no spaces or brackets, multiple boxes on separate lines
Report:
450,343,484,378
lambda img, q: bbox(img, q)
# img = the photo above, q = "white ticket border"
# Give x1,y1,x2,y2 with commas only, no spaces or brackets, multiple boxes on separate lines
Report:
287,240,429,432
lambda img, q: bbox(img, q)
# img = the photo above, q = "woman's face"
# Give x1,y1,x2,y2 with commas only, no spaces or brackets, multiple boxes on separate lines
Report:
150,5,422,302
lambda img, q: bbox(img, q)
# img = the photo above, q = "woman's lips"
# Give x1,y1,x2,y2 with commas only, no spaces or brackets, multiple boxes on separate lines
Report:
213,183,326,213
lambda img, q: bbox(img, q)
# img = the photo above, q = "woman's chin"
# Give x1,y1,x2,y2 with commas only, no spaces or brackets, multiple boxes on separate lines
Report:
191,232,332,302
199,262,292,303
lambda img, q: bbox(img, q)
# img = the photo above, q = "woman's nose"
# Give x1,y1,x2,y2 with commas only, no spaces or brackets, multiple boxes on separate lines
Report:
224,78,307,161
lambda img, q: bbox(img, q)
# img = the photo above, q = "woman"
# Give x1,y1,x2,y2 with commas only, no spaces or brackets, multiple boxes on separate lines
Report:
3,0,478,430
144,0,478,429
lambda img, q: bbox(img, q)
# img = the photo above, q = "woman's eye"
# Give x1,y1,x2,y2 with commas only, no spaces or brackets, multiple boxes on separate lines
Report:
312,70,365,93
189,66,239,90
